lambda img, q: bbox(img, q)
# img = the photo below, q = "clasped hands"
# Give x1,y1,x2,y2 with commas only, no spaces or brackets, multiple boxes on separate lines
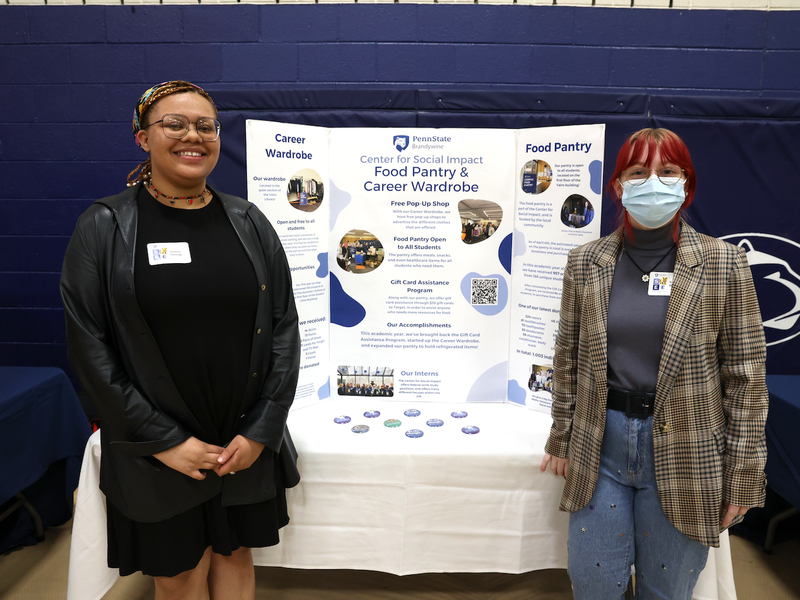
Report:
153,434,265,480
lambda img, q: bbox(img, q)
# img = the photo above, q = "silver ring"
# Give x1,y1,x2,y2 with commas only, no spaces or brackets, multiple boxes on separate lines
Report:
229,471,236,475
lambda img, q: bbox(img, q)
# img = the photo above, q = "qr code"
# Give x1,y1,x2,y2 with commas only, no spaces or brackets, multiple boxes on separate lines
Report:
471,278,499,305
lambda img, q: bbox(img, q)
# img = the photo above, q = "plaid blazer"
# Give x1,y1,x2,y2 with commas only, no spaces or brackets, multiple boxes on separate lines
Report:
545,222,768,548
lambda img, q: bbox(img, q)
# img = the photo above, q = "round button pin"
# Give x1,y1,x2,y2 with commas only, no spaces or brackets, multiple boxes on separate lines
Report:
351,425,370,434
404,409,421,417
461,425,480,435
426,418,444,427
405,429,424,438
333,415,351,424
384,419,402,428
451,411,468,418
364,410,381,418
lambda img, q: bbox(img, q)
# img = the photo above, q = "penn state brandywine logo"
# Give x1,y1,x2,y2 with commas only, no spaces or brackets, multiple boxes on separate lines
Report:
721,233,800,347
393,135,409,152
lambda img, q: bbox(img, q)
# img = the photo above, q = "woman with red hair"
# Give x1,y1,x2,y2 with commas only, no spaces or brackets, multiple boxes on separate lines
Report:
541,128,767,599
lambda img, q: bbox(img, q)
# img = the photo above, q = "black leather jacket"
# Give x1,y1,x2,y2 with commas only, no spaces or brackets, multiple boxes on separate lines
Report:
60,184,301,522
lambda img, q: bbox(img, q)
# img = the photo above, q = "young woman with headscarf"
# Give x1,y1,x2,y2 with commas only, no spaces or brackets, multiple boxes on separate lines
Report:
61,81,301,599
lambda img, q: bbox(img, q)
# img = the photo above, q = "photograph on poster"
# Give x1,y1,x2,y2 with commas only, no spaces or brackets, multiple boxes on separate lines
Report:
528,363,553,396
520,159,553,194
337,229,385,273
287,168,325,212
337,365,395,396
560,194,594,229
458,199,503,245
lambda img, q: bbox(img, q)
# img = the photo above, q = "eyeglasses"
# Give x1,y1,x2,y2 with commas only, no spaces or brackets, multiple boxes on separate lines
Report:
147,114,221,142
619,165,685,187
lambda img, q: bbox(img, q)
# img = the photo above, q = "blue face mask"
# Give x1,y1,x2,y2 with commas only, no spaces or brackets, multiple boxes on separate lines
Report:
621,175,686,229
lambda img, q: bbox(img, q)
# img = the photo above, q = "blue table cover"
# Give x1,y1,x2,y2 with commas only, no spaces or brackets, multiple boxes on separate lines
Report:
0,367,92,551
765,375,800,511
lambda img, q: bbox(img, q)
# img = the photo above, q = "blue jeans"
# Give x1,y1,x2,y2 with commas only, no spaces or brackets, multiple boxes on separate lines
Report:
567,410,709,600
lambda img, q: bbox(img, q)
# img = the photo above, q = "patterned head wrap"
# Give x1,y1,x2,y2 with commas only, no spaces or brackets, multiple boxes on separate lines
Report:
127,80,216,185
132,80,214,145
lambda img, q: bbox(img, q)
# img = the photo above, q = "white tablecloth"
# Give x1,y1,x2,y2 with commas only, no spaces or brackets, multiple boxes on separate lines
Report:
67,401,736,600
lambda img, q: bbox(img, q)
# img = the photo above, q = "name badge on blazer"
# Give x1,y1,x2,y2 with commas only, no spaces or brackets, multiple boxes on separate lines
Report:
648,272,674,296
147,242,192,265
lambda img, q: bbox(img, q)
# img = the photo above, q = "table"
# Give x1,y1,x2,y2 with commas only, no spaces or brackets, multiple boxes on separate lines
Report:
0,366,91,552
68,401,736,600
765,376,800,509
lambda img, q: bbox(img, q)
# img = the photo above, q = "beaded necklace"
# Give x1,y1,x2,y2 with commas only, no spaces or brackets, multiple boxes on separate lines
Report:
147,180,208,206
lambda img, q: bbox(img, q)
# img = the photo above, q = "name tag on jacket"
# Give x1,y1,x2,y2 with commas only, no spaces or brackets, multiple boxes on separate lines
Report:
147,242,192,265
648,271,674,296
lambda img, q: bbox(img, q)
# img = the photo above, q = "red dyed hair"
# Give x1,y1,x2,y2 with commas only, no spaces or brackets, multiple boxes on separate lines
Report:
607,128,696,243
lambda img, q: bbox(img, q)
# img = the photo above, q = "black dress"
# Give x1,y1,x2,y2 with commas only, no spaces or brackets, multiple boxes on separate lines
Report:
106,187,289,577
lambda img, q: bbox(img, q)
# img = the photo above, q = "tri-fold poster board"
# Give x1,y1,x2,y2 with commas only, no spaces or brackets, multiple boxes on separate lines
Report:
246,121,606,414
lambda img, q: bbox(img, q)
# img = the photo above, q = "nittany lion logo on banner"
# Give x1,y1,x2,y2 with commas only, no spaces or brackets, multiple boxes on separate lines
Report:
722,233,800,347
393,135,409,152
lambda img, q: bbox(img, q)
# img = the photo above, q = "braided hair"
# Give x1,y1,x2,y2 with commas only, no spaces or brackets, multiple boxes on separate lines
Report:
127,80,217,187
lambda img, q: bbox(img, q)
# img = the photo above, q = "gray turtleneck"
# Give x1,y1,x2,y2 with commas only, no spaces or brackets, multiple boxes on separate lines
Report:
606,223,678,394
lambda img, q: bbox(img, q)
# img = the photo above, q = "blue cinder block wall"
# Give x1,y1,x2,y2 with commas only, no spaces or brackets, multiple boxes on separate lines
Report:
1,5,799,375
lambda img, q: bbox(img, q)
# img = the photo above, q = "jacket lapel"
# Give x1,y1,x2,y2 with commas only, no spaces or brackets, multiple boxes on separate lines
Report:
586,230,623,402
113,186,138,261
655,222,705,411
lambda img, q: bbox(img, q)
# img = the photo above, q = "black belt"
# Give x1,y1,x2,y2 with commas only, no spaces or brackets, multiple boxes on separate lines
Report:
607,388,655,419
